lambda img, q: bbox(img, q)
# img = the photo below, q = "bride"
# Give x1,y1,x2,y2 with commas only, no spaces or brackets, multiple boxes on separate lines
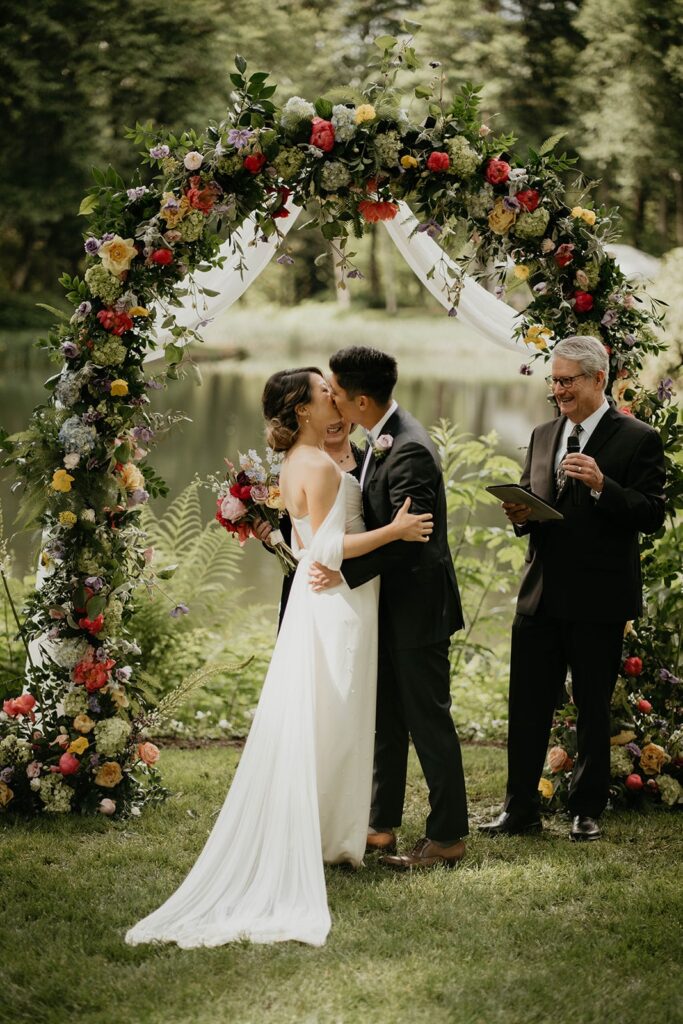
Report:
125,367,432,948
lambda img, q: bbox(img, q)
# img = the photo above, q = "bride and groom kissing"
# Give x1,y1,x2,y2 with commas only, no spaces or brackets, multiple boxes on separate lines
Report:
126,344,469,948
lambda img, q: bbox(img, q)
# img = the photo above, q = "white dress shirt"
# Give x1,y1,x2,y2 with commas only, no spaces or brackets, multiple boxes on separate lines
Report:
554,397,609,499
359,400,398,489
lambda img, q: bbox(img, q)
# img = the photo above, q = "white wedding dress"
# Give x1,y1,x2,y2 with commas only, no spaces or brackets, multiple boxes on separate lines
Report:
125,472,379,948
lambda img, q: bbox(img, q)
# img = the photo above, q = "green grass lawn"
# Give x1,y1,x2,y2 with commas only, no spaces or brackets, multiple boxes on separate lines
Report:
2,745,681,1024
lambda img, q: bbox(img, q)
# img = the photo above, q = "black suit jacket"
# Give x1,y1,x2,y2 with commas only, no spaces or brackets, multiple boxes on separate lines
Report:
516,406,666,621
341,407,464,650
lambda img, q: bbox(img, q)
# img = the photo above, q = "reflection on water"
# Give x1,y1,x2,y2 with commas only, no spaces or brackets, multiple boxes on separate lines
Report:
0,362,551,604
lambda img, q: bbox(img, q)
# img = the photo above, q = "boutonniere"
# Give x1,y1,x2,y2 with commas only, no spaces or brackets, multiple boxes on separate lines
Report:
372,433,394,460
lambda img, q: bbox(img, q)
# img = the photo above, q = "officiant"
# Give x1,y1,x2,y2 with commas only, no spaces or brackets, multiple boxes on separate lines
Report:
480,335,666,842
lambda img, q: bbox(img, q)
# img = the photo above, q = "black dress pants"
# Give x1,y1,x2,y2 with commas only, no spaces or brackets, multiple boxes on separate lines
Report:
370,636,469,841
504,608,625,819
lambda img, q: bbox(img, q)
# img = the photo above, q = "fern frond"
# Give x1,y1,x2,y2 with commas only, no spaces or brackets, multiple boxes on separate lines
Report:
142,657,253,724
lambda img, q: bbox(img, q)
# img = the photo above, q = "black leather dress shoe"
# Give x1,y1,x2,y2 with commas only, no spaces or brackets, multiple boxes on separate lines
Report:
570,815,601,841
478,811,542,836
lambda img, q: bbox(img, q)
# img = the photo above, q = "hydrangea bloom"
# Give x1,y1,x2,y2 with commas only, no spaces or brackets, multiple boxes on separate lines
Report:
320,160,352,191
447,136,481,177
0,735,32,765
331,105,357,142
465,184,494,219
38,775,73,813
84,265,124,304
513,207,550,240
58,416,98,455
280,96,316,131
91,337,127,367
373,131,401,168
271,147,306,181
94,716,132,757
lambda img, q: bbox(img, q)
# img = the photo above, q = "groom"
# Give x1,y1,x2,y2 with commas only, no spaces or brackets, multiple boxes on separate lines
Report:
310,346,469,868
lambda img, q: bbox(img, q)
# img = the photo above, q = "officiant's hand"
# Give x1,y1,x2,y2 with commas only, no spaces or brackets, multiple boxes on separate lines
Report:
309,562,342,591
502,501,533,525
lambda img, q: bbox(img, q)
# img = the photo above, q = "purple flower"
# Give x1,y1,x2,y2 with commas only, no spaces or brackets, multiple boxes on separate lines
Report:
84,237,101,255
170,603,190,618
494,286,505,300
623,333,637,348
226,128,254,150
126,186,148,201
626,742,642,760
145,379,164,391
0,767,14,784
346,268,364,279
519,363,534,376
94,647,109,663
503,195,521,212
161,195,180,213
82,409,102,425
417,218,443,239
127,488,149,507
150,144,170,159
660,667,680,685
61,341,79,359
657,377,674,403
101,232,115,242
276,253,295,265
89,753,100,767
76,301,92,319
116,666,132,682
88,697,101,713
448,306,458,317
132,426,154,443
601,309,619,328
84,576,104,592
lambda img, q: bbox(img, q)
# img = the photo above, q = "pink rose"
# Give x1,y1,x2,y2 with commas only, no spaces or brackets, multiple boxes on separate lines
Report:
250,484,270,502
3,693,37,717
375,434,394,451
310,117,335,152
58,752,80,776
137,741,160,766
26,760,42,779
99,798,117,815
485,158,511,185
427,151,450,173
220,494,248,522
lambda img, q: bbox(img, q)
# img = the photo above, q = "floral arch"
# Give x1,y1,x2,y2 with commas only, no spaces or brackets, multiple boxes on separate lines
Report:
1,36,680,816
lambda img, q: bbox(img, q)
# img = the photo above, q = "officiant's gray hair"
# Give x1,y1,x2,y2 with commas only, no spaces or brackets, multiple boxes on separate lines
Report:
552,335,609,390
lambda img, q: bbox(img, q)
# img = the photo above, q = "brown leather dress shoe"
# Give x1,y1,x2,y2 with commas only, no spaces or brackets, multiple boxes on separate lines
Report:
365,830,397,855
380,837,466,870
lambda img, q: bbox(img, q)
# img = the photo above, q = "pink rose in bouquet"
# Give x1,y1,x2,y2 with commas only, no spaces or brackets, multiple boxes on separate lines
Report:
220,494,248,522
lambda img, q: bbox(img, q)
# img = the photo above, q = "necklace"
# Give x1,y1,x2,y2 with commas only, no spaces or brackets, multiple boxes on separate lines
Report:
332,449,353,465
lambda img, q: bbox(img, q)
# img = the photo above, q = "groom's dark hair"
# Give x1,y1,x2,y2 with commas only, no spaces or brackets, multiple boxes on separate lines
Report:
329,346,398,404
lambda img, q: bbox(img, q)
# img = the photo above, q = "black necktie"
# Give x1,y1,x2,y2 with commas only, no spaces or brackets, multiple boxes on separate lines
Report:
555,423,583,497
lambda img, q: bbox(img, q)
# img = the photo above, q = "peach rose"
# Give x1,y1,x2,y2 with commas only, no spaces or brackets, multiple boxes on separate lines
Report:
547,745,571,773
0,781,14,808
118,462,145,492
137,741,160,766
487,199,516,235
73,714,95,734
95,761,123,788
640,743,670,776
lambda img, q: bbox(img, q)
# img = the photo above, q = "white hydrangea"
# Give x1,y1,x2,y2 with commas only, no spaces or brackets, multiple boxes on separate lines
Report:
320,160,352,191
58,416,98,455
94,716,132,757
39,775,73,813
62,688,89,716
0,735,32,765
280,96,316,131
50,637,91,670
331,105,357,142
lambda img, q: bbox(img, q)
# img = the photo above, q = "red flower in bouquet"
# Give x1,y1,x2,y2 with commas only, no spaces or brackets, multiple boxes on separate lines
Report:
243,152,267,174
3,693,37,718
230,481,252,501
310,117,335,152
73,652,116,692
554,243,575,268
624,656,643,677
269,185,291,219
358,200,399,223
58,752,80,776
427,151,450,173
516,188,540,211
185,176,219,214
97,309,134,335
636,698,652,713
78,613,104,635
485,158,511,185
625,773,644,792
573,290,594,314
150,248,174,266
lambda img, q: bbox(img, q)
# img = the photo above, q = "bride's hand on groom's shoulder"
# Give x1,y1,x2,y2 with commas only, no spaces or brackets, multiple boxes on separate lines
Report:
309,562,342,591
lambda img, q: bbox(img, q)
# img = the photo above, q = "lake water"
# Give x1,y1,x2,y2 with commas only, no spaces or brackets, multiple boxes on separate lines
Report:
0,350,551,605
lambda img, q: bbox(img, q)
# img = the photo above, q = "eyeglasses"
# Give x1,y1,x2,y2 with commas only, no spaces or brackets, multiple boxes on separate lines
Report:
544,373,588,389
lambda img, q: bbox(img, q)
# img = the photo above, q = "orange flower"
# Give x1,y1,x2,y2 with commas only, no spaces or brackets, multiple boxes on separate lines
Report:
137,741,160,766
358,200,399,223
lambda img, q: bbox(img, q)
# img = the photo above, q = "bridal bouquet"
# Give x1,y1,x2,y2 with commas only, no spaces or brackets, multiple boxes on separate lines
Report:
214,448,297,574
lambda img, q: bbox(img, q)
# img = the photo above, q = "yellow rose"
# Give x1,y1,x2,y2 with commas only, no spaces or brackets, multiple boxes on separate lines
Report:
610,730,637,746
95,761,123,788
355,104,376,124
160,193,190,227
265,486,286,511
513,264,531,281
128,307,150,317
109,689,130,710
640,743,670,776
58,511,77,527
538,777,554,799
117,462,145,492
400,154,418,169
73,714,95,734
570,206,597,226
523,324,552,351
487,199,516,235
0,781,14,808
68,736,89,755
51,469,75,492
110,379,129,397
99,235,138,276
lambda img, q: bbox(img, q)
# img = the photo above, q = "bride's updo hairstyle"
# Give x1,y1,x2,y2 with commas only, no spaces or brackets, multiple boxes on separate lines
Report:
262,367,324,452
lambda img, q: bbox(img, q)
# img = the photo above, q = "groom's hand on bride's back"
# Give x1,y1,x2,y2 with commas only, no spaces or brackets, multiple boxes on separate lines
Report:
309,563,342,591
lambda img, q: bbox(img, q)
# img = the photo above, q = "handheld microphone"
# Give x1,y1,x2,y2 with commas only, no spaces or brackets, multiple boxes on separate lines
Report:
566,434,581,505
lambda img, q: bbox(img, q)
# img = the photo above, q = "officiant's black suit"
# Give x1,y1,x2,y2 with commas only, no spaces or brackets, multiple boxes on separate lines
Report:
507,405,665,820
341,407,469,842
